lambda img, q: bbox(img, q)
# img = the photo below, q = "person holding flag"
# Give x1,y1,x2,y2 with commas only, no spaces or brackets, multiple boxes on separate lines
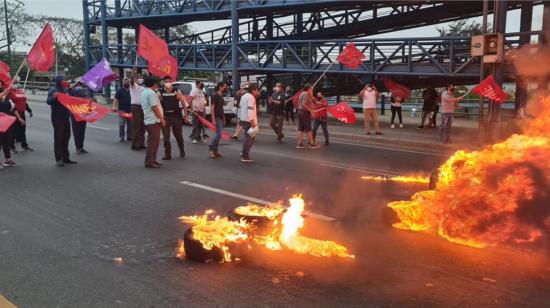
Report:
360,84,382,135
296,83,320,149
130,68,146,151
47,75,76,167
0,80,22,168
312,91,329,146
141,75,166,168
69,81,89,154
113,78,132,142
439,84,464,144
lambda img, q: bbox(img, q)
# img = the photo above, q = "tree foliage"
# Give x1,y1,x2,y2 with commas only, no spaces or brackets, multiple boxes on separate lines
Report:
436,20,487,37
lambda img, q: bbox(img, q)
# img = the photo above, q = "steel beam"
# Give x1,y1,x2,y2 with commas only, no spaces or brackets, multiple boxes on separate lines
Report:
231,0,239,93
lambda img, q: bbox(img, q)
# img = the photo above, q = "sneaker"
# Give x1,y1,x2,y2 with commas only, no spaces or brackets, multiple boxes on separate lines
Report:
192,139,198,144
22,147,34,152
145,164,160,168
376,132,383,135
391,124,395,129
202,139,208,143
202,134,209,138
399,124,404,128
215,152,223,158
77,149,89,154
296,143,305,149
230,136,239,140
56,160,65,167
154,161,163,166
180,152,186,158
162,156,172,160
11,148,17,154
126,137,132,141
120,138,125,142
131,146,142,151
139,146,146,150
240,157,254,163
308,143,320,149
63,159,78,164
3,160,20,167
208,151,216,158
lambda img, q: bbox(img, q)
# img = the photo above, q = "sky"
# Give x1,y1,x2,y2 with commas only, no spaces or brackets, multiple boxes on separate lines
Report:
19,0,544,43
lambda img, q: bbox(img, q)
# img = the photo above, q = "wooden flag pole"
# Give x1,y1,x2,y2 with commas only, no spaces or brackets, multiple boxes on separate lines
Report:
22,66,31,91
311,62,334,89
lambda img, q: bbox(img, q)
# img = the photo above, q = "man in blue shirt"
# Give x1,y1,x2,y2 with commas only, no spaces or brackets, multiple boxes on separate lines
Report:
141,76,166,168
113,78,132,142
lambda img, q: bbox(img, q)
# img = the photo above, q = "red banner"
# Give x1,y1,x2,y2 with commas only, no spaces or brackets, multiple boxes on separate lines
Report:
148,55,178,80
382,78,411,100
194,112,230,140
336,43,366,69
471,75,508,103
138,24,169,63
327,102,357,124
27,23,55,72
0,61,10,73
291,90,304,109
57,93,111,123
0,71,11,88
0,113,16,133
8,89,27,113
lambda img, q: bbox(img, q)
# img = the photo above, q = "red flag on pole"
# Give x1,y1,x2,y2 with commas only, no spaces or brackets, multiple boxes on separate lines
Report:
336,43,366,69
327,102,357,124
57,93,111,123
148,55,178,80
138,24,169,63
27,23,55,72
0,61,10,73
471,75,508,103
0,71,12,88
193,112,230,140
0,113,16,133
8,89,27,113
382,78,412,100
291,90,303,109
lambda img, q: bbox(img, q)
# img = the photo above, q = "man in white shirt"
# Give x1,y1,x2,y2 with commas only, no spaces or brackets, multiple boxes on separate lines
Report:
359,84,382,135
189,80,207,144
130,67,146,150
238,83,260,163
439,84,464,144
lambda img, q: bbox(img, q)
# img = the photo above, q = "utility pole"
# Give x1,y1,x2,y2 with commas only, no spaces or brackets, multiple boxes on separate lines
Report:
3,0,11,65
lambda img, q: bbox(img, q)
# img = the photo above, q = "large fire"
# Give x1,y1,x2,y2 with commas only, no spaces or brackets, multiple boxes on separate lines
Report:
362,175,430,185
387,96,550,248
179,196,354,262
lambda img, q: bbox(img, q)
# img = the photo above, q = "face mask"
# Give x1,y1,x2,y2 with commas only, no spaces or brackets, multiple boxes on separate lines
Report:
137,79,144,85
199,83,204,89
123,83,130,88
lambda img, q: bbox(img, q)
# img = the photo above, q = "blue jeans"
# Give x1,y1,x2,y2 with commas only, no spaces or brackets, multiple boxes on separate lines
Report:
439,113,453,143
312,118,329,143
119,115,132,139
241,121,255,158
209,117,224,152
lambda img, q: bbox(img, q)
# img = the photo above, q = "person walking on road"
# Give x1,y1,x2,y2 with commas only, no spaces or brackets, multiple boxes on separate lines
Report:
189,80,207,144
239,83,260,163
296,84,320,149
360,84,382,135
130,68,146,151
47,75,76,167
113,78,132,142
269,82,285,142
69,81,89,154
418,87,437,129
284,85,295,123
312,91,329,146
141,76,166,168
390,95,404,129
439,84,464,144
0,81,22,168
158,77,187,160
231,84,248,140
208,82,227,158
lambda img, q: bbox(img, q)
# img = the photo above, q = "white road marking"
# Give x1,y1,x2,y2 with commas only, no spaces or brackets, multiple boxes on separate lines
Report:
318,162,401,176
88,125,112,131
180,181,336,222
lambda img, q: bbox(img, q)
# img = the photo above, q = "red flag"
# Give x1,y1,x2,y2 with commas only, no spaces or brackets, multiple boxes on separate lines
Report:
291,90,304,109
27,23,55,72
8,89,27,113
138,24,169,63
0,113,16,133
0,71,12,88
0,61,10,73
148,55,178,80
57,93,111,123
336,43,366,69
193,112,230,140
114,111,133,120
382,78,411,100
327,102,357,124
471,75,508,103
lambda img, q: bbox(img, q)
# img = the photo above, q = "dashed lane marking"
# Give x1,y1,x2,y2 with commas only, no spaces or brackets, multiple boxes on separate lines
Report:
180,181,336,222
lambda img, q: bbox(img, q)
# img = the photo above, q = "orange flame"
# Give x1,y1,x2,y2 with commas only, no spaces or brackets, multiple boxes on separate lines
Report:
387,96,550,248
362,175,430,184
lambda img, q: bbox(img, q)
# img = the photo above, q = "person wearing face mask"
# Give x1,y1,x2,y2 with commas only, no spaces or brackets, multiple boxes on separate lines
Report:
439,84,464,144
69,81,89,154
141,76,166,168
390,95,404,129
189,80,207,144
269,83,285,142
239,83,260,163
296,83,320,149
47,75,76,166
208,82,227,158
230,83,248,140
130,67,146,150
284,85,295,123
311,92,329,146
113,78,132,142
158,77,187,160
360,84,382,135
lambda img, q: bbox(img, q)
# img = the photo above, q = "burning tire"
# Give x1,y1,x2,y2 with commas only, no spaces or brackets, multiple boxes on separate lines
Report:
227,209,274,229
182,228,224,263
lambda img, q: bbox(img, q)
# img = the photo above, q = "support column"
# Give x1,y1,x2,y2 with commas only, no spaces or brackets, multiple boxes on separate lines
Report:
82,0,92,72
164,27,170,42
231,0,239,94
266,74,273,114
100,0,111,98
515,1,533,117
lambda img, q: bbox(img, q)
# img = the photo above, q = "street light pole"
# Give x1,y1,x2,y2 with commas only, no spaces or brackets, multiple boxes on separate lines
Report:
3,0,11,65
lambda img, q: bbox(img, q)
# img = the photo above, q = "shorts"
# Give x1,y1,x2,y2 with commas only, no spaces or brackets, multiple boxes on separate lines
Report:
297,109,312,132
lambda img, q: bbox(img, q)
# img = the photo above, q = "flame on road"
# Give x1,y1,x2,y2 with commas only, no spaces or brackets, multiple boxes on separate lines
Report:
362,175,430,184
234,203,285,220
387,96,550,248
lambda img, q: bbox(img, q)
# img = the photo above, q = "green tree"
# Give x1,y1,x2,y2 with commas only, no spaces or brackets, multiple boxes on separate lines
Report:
436,20,487,37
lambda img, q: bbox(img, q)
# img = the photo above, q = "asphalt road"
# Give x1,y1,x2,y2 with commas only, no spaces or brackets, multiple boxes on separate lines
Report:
1,99,550,307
